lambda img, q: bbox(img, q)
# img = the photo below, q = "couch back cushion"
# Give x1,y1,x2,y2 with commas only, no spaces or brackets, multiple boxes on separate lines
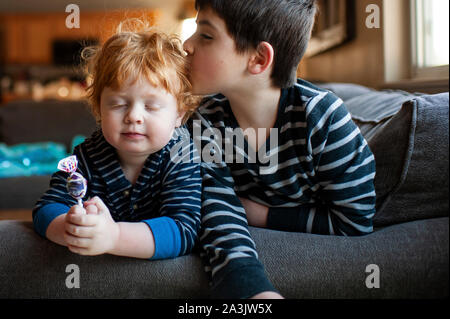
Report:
345,90,449,227
316,82,376,102
0,100,97,150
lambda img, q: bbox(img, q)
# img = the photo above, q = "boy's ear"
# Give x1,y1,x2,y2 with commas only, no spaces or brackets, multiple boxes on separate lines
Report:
247,42,274,75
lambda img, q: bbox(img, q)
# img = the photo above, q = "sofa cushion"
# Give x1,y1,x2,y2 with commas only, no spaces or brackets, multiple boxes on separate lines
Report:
0,220,210,298
0,100,97,149
371,94,449,226
0,219,448,298
344,90,416,140
317,82,375,102
346,90,449,226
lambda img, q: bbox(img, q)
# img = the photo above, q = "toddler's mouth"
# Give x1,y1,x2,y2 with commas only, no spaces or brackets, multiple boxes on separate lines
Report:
122,132,146,139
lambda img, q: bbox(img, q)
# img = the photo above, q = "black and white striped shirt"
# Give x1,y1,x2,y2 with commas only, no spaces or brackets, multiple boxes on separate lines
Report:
33,127,202,259
191,79,376,298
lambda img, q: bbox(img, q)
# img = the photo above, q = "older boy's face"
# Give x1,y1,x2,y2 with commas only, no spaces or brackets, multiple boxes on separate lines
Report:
183,7,250,95
100,78,183,164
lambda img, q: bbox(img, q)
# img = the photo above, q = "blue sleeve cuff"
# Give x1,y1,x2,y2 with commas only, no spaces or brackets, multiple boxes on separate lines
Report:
33,203,70,238
143,217,182,260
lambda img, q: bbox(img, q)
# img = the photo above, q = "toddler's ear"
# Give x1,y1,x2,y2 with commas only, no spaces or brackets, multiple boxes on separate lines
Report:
248,41,274,75
175,111,187,127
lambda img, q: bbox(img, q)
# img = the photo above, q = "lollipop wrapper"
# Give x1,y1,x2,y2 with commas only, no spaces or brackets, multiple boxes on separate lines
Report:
58,155,78,174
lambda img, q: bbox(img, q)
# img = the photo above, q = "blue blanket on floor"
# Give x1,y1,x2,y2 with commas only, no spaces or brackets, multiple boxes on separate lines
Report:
0,135,85,178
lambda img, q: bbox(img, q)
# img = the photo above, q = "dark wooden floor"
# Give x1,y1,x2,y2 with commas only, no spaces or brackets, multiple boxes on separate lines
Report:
0,209,32,221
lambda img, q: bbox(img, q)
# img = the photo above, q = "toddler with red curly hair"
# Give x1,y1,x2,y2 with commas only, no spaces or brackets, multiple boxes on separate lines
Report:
33,21,202,260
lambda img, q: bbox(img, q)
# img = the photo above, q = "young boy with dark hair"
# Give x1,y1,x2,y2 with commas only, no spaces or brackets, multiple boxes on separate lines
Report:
184,0,376,298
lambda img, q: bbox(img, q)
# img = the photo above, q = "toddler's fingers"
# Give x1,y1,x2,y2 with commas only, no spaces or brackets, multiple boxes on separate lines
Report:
65,222,94,238
66,212,98,226
68,246,93,256
68,204,86,215
85,203,99,215
85,196,109,213
64,233,90,248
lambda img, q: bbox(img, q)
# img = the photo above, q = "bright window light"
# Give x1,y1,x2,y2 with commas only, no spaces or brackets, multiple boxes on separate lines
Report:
181,18,197,43
415,0,449,67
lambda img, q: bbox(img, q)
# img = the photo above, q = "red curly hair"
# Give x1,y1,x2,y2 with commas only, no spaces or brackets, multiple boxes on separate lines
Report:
82,19,200,124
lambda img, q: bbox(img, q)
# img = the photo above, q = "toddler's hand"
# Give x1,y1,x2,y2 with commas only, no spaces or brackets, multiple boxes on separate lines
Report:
65,204,86,217
64,196,120,256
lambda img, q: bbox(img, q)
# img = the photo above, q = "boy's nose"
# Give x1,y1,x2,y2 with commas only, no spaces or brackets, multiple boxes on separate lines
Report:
183,37,194,55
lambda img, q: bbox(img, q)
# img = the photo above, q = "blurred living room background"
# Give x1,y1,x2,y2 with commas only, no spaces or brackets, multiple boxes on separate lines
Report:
0,0,198,104
0,0,448,104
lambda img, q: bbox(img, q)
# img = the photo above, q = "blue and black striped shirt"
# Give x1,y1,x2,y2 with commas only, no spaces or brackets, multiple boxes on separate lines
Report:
33,127,202,260
191,79,376,298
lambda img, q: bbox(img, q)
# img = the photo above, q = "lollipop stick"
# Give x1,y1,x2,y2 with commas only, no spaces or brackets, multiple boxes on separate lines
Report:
77,198,83,208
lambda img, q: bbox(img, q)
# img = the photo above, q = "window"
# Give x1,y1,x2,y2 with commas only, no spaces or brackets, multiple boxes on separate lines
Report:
305,0,355,57
411,0,449,79
181,18,197,43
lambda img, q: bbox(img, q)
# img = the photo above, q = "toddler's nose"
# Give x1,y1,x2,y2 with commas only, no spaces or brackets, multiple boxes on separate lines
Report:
125,105,144,124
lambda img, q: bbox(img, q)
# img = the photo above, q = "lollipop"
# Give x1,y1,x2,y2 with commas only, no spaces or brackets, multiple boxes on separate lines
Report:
58,155,87,208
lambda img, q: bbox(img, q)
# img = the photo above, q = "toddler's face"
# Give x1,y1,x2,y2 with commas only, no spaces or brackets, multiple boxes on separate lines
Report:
100,78,183,163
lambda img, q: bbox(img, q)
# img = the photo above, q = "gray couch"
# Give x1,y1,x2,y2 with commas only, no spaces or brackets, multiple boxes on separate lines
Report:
0,83,448,298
